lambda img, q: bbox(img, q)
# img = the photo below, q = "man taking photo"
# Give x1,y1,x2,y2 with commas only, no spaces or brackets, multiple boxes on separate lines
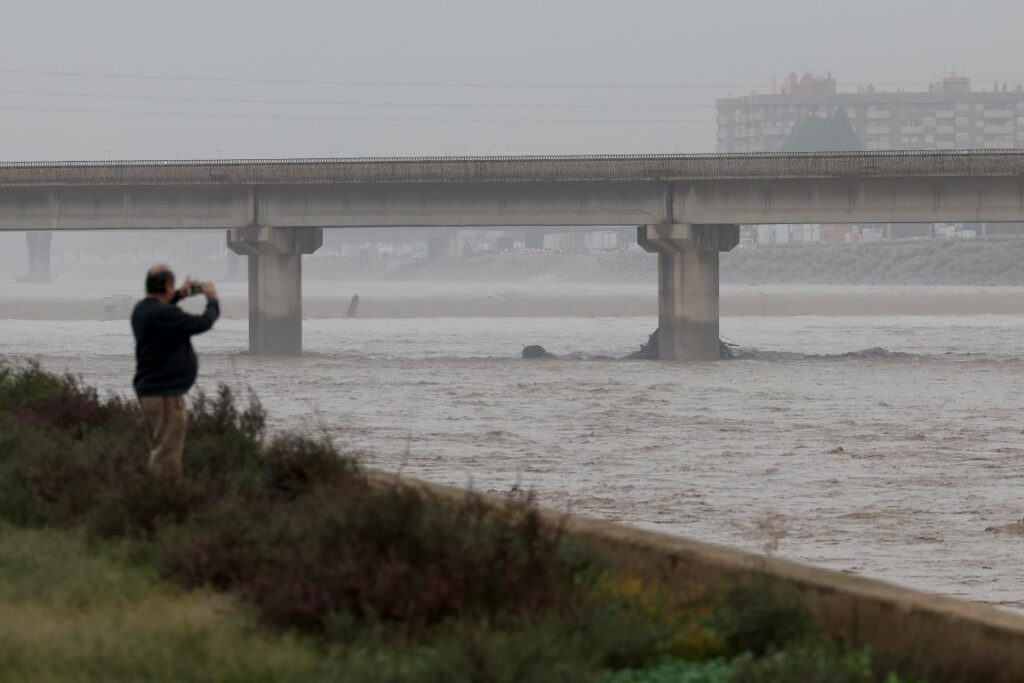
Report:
131,264,219,478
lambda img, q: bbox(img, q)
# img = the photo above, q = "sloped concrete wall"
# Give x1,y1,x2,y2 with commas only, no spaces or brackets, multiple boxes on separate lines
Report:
390,473,1024,682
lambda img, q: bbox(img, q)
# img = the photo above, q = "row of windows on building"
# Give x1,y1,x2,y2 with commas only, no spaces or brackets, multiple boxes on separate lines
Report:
720,106,1024,125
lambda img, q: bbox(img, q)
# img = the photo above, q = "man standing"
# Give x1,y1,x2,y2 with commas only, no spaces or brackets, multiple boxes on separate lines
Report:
131,265,219,477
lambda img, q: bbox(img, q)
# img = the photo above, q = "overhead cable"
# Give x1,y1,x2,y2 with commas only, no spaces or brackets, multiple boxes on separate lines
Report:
0,102,711,124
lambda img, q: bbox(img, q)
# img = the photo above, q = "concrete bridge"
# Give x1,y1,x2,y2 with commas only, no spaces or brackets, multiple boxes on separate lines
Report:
2,150,1024,359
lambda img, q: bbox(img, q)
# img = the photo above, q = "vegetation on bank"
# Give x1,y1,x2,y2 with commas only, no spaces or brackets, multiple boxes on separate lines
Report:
0,361,932,682
0,525,325,682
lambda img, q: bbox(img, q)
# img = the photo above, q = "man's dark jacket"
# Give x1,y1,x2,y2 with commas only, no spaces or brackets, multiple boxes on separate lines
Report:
131,292,220,396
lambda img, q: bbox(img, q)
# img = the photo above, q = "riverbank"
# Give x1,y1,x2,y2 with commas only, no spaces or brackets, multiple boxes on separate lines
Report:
302,237,1024,287
0,526,326,682
722,237,1024,286
5,281,1024,320
8,312,1024,613
8,235,1024,289
0,362,929,682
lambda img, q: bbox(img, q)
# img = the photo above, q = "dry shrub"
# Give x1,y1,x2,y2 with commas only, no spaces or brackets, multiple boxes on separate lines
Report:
160,483,574,635
0,362,585,639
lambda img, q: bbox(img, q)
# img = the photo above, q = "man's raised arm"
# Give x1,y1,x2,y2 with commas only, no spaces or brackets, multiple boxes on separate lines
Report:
155,283,219,336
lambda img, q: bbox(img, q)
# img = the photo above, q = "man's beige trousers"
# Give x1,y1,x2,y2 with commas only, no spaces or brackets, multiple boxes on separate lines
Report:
140,395,187,477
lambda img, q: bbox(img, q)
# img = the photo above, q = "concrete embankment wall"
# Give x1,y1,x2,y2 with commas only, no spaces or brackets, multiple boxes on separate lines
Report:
722,236,1024,287
11,285,1024,320
399,474,1024,683
302,237,1024,287
558,509,1024,683
8,232,1024,287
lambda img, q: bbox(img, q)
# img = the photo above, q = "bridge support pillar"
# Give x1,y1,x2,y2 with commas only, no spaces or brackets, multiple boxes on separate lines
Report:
227,227,323,355
638,224,739,360
25,231,52,282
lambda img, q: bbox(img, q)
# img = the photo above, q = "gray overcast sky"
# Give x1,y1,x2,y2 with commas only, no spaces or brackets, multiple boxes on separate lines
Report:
0,0,1021,160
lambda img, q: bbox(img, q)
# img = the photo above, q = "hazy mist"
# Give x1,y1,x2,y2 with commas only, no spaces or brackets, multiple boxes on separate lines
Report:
7,0,1024,633
1,0,1022,160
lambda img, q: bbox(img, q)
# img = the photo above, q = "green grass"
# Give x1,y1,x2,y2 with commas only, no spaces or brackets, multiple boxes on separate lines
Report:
0,524,325,683
601,658,736,683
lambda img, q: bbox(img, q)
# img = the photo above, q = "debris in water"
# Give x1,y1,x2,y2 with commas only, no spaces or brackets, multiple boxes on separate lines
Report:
345,294,360,318
522,345,555,359
626,329,736,360
624,330,660,360
985,519,1024,536
756,512,789,555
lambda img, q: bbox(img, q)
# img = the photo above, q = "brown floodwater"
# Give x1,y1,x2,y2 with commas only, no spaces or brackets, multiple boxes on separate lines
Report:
3,283,1024,611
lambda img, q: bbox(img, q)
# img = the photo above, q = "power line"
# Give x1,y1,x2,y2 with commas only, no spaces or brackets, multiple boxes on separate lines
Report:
0,67,761,89
0,86,716,110
0,66,1020,91
0,102,712,124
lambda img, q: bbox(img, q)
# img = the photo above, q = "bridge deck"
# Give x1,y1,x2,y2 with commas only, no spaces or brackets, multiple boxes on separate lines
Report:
0,150,1022,187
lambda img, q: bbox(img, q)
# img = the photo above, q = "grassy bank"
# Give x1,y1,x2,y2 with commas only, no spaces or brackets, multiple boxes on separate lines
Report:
0,525,325,682
0,361,930,682
721,236,1024,286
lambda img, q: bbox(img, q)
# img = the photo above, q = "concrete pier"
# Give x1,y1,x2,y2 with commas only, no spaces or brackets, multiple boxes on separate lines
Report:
25,231,52,282
427,236,452,260
227,227,322,355
638,224,739,360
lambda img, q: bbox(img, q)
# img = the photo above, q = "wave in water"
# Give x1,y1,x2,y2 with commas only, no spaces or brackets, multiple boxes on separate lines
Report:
734,346,916,361
514,346,1024,363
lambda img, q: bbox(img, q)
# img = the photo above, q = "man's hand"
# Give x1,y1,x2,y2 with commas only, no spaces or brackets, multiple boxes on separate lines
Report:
178,277,197,299
202,281,218,300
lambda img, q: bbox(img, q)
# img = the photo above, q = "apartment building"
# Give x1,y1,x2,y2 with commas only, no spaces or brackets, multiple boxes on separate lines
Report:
717,73,1024,153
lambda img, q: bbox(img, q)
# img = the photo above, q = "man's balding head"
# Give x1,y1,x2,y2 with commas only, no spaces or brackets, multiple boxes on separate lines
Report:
145,265,175,296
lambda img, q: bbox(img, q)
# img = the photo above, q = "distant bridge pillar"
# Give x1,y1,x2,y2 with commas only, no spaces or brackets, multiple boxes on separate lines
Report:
638,224,739,361
227,227,323,355
523,230,545,250
25,231,53,282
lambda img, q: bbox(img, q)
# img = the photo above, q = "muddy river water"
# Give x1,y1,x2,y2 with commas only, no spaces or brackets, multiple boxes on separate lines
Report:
3,282,1024,610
